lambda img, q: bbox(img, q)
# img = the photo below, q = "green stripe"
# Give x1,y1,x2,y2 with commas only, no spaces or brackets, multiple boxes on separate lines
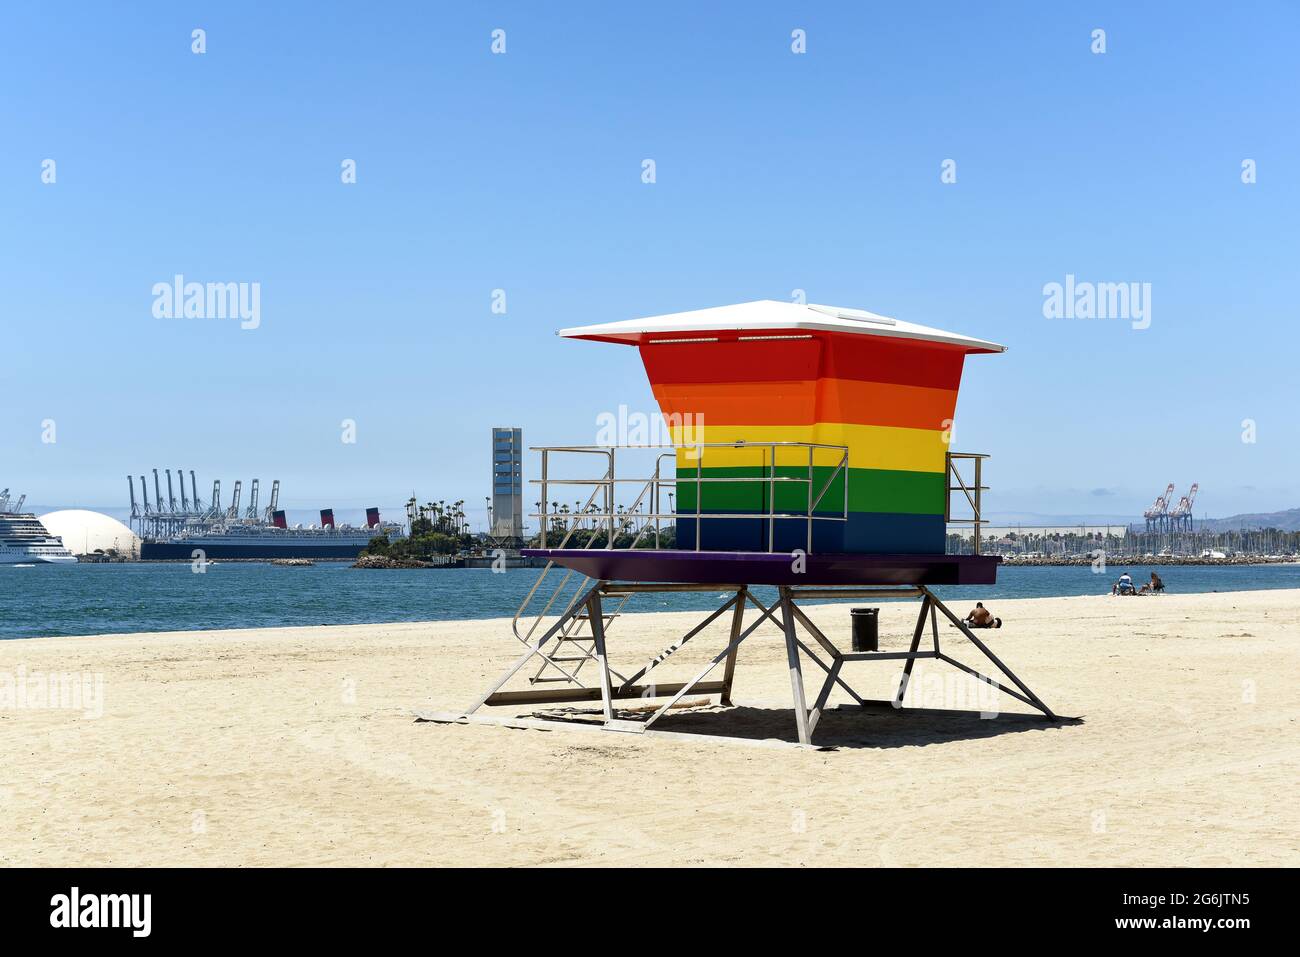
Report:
675,466,945,515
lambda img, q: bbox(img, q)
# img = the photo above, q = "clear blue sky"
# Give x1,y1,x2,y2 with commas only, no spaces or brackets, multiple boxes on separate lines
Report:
3,2,1296,526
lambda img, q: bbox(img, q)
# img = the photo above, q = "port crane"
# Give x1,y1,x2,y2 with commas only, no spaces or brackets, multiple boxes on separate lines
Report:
244,479,260,522
133,473,216,535
129,472,323,540
1143,482,1175,534
1168,483,1198,533
152,470,164,518
264,480,281,524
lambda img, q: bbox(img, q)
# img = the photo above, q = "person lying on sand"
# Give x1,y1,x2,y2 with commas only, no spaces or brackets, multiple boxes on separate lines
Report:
963,602,1002,629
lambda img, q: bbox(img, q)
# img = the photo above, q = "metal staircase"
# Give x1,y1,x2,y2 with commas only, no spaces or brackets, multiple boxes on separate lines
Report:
511,453,633,687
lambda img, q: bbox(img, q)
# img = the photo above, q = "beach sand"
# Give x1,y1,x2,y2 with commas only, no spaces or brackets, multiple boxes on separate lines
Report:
2,589,1297,867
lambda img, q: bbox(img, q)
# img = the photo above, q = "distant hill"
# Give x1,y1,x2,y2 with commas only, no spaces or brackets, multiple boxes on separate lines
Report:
982,511,1137,526
969,508,1300,533
1195,508,1300,533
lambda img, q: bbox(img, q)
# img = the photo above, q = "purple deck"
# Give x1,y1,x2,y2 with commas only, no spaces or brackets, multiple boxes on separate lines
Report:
522,549,1000,586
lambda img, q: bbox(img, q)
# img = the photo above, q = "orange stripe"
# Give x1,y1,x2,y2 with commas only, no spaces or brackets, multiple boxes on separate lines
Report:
820,379,958,431
654,381,816,424
652,379,957,431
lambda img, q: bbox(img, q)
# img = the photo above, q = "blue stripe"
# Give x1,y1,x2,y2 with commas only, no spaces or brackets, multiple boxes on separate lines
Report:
674,512,946,555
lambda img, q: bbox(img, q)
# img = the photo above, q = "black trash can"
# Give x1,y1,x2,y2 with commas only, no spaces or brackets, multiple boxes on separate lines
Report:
851,607,879,652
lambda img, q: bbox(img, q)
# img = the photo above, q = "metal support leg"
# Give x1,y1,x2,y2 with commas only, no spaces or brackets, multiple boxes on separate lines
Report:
893,596,931,708
641,597,781,730
587,591,615,722
936,653,1037,709
618,593,740,693
439,580,1060,748
752,591,865,705
806,658,842,737
784,601,866,705
921,586,1057,719
779,587,812,745
792,635,865,706
788,602,847,660
720,586,746,706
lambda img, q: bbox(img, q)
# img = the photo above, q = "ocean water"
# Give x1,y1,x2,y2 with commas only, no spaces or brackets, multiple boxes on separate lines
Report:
2,560,1298,640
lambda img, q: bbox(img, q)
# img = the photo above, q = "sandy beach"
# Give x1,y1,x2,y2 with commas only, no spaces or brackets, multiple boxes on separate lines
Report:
2,589,1297,867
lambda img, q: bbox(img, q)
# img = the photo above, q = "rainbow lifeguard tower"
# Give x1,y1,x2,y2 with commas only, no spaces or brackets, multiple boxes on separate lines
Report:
426,301,1057,746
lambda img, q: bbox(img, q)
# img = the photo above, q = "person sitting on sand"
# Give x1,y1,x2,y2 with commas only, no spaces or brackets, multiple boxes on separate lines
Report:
1137,571,1166,595
963,602,1002,629
1112,572,1136,596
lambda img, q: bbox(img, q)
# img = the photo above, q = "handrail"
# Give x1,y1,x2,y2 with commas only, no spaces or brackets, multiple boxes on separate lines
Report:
531,442,850,556
515,445,994,673
945,452,989,555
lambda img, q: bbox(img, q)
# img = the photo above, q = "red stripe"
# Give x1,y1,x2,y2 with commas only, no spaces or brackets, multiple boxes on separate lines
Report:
821,333,966,389
638,336,822,384
638,331,967,390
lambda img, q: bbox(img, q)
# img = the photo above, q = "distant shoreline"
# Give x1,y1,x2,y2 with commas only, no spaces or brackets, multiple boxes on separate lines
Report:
1000,556,1298,567
45,554,1300,568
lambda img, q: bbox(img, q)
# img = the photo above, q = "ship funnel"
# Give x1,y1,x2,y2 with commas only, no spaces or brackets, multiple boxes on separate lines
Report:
366,507,380,528
320,508,335,528
272,510,288,529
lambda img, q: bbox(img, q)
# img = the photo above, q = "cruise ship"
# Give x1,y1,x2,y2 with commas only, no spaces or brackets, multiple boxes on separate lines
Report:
0,490,77,564
131,473,406,559
140,509,405,560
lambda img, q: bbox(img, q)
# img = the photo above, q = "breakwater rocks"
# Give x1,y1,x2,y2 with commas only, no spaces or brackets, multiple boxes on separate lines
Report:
351,554,466,569
137,557,352,564
352,554,437,569
270,558,314,567
350,554,545,570
1000,555,1296,567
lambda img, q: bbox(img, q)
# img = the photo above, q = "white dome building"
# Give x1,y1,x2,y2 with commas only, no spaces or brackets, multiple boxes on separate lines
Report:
39,510,140,558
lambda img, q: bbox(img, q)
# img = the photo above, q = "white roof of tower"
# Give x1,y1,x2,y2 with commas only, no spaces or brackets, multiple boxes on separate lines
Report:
558,299,1006,353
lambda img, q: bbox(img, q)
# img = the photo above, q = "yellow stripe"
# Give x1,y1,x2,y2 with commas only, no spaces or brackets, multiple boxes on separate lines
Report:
669,423,947,473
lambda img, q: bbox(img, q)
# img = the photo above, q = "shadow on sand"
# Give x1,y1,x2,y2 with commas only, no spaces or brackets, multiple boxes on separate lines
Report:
530,701,1084,750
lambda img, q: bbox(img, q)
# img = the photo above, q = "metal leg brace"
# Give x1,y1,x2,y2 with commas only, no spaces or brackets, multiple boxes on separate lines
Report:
427,579,1057,748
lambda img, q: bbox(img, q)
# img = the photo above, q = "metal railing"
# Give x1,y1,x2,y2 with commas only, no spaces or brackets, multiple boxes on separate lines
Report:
512,444,991,657
944,452,988,555
534,442,850,555
510,441,848,655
